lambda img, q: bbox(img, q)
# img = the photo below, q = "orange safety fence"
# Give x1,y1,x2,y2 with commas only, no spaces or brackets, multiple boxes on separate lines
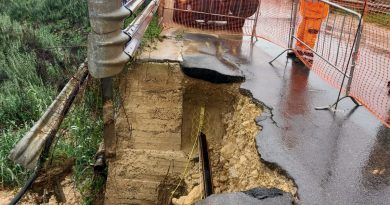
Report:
160,0,294,47
291,0,362,94
289,0,389,127
159,0,390,128
255,0,293,48
160,0,261,35
342,0,390,128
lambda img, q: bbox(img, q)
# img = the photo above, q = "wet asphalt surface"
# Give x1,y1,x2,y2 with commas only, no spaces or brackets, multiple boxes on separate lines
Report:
180,33,390,204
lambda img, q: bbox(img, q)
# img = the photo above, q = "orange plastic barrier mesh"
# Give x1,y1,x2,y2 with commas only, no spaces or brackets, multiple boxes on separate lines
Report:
159,0,390,127
342,0,390,127
255,0,294,48
292,1,361,91
259,0,389,128
160,0,261,35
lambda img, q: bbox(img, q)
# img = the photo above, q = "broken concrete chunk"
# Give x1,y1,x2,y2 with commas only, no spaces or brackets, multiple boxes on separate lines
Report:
244,188,285,200
196,188,293,205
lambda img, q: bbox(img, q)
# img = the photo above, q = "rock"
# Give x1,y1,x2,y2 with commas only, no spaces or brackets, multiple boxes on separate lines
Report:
219,175,228,182
220,142,235,158
214,187,221,193
192,173,201,180
213,180,219,187
172,185,203,205
228,167,239,178
239,156,247,164
251,170,259,177
240,179,248,186
242,120,251,127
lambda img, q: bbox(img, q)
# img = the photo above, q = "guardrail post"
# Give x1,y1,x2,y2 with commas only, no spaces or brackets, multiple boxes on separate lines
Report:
101,78,116,158
88,0,160,158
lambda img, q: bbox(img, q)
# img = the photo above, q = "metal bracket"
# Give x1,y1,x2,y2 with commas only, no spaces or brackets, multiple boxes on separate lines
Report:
269,48,293,64
315,95,361,112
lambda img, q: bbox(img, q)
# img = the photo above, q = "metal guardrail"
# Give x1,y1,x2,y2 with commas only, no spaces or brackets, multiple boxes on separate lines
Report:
124,0,160,56
88,0,160,78
8,64,89,169
8,63,89,205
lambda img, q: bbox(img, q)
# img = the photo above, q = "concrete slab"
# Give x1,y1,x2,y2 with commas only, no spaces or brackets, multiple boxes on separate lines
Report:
137,29,247,82
137,37,184,62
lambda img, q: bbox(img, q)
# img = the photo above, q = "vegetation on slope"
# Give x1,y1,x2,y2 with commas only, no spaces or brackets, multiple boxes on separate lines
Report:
0,0,161,203
0,0,103,203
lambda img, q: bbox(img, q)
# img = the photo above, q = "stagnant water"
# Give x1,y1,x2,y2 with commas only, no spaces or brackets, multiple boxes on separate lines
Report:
102,62,296,204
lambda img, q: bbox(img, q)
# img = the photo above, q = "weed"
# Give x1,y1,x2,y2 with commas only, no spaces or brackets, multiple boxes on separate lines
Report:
0,125,32,187
51,79,103,204
0,0,92,198
142,14,163,44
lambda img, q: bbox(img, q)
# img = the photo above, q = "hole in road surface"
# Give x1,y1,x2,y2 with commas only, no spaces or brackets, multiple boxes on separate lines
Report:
109,62,296,204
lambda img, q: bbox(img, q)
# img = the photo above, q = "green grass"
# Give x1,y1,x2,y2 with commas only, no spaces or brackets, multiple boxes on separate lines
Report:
142,15,163,44
332,7,390,28
0,125,32,188
0,0,95,197
52,80,104,204
364,12,390,28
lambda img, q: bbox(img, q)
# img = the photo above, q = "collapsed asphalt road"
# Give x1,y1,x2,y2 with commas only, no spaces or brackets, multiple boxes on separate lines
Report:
241,39,390,204
140,30,389,204
179,33,389,204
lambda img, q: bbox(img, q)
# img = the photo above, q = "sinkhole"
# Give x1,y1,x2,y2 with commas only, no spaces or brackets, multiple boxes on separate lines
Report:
104,62,296,205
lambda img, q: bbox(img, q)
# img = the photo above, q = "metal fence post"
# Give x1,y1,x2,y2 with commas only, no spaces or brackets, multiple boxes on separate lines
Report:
269,0,298,64
288,0,299,49
251,0,261,43
345,23,362,95
345,0,367,96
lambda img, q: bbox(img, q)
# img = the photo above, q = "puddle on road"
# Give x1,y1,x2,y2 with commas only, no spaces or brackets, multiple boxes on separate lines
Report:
111,62,296,204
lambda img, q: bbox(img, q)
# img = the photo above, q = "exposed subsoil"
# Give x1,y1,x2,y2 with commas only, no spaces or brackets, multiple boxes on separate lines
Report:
175,79,296,204
104,62,297,204
213,95,296,194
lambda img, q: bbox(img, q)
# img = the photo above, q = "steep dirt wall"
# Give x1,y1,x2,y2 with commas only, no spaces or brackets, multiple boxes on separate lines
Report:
104,62,296,204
